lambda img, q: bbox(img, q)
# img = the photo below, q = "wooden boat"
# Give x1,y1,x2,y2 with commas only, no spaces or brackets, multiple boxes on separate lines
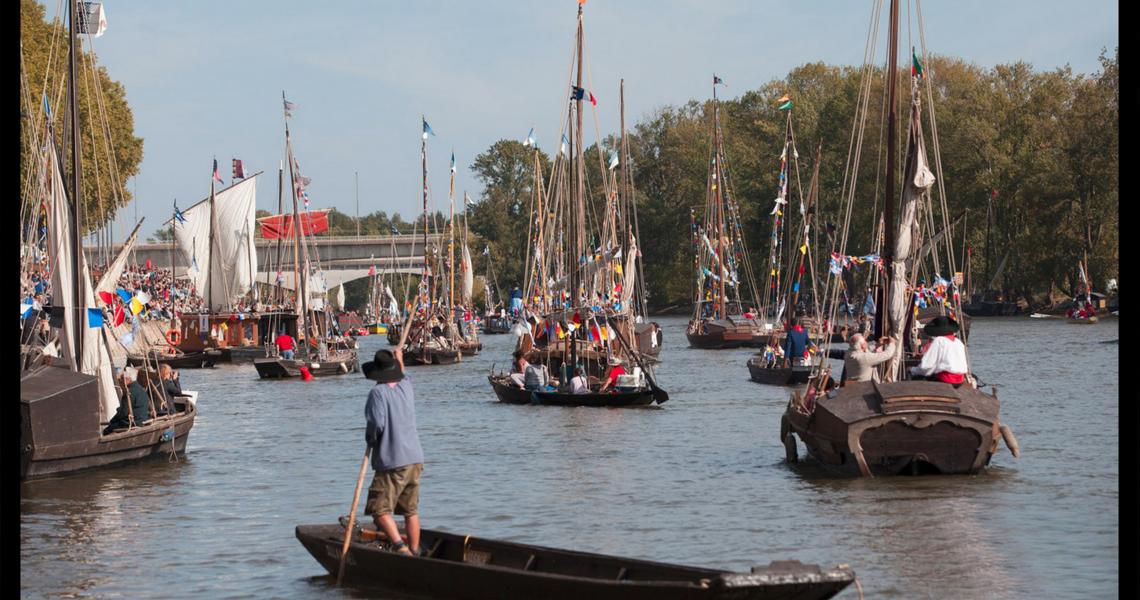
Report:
296,522,854,600
1067,315,1098,324
489,374,661,407
127,349,222,369
747,356,816,386
783,0,1019,477
482,315,511,334
253,348,359,378
782,381,1013,475
404,343,461,366
686,314,755,349
21,365,197,480
633,321,664,358
367,322,389,335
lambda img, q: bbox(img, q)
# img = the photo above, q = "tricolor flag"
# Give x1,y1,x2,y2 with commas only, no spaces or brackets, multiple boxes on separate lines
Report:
422,118,436,139
912,48,924,79
283,97,296,118
232,158,245,179
571,86,597,106
212,158,224,183
713,74,725,86
523,127,535,147
777,94,792,110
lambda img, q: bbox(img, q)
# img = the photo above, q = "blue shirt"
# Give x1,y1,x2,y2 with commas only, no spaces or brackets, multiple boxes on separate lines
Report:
365,374,424,471
783,327,811,359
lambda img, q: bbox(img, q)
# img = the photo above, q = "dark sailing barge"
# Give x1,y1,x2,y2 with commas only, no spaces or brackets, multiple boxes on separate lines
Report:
782,380,1018,476
296,523,855,600
488,374,661,408
21,365,197,480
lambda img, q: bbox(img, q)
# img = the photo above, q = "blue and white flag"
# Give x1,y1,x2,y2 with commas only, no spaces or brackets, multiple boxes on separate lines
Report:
450,151,456,174
173,201,187,224
560,133,568,156
42,93,51,120
422,118,435,139
523,127,535,147
21,302,34,320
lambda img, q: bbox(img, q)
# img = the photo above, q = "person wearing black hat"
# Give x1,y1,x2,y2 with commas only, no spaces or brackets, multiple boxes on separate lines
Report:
909,315,968,386
361,348,425,556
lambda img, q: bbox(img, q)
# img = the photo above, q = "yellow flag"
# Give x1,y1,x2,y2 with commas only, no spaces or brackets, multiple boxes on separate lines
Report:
129,297,144,315
614,263,623,275
799,244,807,254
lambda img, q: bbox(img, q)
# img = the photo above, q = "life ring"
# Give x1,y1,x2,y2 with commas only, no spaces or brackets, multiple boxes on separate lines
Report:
166,329,182,346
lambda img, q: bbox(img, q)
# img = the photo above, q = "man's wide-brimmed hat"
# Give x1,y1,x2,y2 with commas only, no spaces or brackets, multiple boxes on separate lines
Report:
923,315,960,337
362,349,404,383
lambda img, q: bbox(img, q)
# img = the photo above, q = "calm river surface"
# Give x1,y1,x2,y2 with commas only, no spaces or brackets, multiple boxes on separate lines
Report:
21,315,1118,598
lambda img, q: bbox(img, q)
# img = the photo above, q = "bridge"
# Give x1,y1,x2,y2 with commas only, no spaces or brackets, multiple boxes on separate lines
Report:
86,234,444,289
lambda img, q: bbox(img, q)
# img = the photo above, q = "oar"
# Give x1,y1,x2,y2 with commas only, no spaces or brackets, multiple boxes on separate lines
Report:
609,323,669,404
338,301,420,585
336,445,371,586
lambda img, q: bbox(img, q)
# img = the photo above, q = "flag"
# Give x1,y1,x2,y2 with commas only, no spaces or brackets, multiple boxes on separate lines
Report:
98,291,115,306
390,225,400,234
560,133,568,156
283,98,296,118
145,258,152,270
21,303,33,319
174,201,187,224
589,91,597,106
129,297,145,315
608,151,619,170
450,151,456,174
212,158,224,183
137,291,151,306
571,86,597,106
523,127,535,147
42,93,51,120
589,321,601,342
113,304,125,327
777,94,792,110
713,74,725,86
233,158,245,179
87,308,104,328
116,288,132,304
483,245,490,256
422,118,435,139
912,48,924,79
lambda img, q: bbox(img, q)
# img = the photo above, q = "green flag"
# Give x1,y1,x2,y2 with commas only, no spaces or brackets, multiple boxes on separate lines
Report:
912,48,924,79
778,100,793,110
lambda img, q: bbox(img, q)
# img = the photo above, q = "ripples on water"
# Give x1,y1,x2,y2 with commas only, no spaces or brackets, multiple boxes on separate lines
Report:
20,316,1118,598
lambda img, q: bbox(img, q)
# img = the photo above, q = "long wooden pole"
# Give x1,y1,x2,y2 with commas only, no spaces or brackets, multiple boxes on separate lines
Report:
878,0,900,340
68,0,83,368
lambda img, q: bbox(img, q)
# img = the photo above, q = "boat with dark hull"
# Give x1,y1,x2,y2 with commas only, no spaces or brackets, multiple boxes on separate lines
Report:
489,374,661,408
404,347,461,366
782,380,1016,476
747,357,815,386
482,315,511,334
21,366,197,480
296,522,855,600
252,349,359,378
686,314,756,349
127,349,222,369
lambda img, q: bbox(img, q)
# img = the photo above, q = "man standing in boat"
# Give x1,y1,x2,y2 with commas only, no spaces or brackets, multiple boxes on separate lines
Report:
361,348,425,557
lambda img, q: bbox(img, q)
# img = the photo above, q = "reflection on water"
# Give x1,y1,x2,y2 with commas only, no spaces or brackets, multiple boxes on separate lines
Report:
21,316,1117,599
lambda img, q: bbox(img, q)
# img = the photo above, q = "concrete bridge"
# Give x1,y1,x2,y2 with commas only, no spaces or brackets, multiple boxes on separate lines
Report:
86,234,444,289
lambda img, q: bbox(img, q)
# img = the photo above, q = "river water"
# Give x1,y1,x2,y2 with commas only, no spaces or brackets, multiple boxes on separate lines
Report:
20,315,1118,599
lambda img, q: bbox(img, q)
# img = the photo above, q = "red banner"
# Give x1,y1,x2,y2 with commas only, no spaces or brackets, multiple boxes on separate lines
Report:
257,210,330,239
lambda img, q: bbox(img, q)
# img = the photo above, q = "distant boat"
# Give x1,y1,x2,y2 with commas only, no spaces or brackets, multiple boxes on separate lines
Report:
1029,313,1052,319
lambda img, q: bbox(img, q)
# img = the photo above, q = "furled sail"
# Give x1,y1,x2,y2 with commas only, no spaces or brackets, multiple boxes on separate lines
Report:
461,244,474,304
46,139,119,422
173,174,259,311
95,219,143,301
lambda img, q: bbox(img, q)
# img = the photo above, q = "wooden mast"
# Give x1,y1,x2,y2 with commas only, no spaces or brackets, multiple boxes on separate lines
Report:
285,112,308,346
712,78,727,321
877,0,900,340
568,2,584,374
420,115,430,350
67,0,83,367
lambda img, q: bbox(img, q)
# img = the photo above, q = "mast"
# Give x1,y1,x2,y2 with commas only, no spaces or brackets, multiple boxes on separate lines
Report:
420,116,430,347
713,80,728,320
207,158,219,311
68,0,83,367
448,151,456,321
568,2,584,372
877,0,900,339
285,115,309,342
274,161,285,305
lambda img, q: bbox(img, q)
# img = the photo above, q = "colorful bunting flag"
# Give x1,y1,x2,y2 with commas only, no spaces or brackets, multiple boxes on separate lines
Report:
87,308,104,328
422,118,436,139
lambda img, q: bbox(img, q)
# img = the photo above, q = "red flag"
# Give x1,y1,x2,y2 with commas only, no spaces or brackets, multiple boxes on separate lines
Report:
368,264,376,277
145,258,152,270
232,158,245,179
213,158,224,183
113,305,125,327
98,291,115,306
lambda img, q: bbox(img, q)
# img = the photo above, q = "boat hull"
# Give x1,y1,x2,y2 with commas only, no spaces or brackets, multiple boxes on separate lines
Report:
296,523,854,600
489,376,656,407
482,317,512,334
253,351,359,379
1067,316,1098,324
782,380,1003,476
747,358,814,386
127,350,222,369
404,348,461,366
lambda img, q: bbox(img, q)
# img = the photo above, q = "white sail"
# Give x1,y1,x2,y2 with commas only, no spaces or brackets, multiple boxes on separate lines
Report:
461,244,474,304
95,220,143,302
173,174,259,311
385,284,400,316
46,140,119,422
620,240,638,309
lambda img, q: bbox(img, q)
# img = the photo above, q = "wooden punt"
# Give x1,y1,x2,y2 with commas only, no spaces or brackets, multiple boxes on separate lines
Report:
488,375,662,407
686,318,755,349
127,349,222,369
746,356,815,386
404,347,461,366
252,349,359,379
782,380,1018,476
296,523,854,600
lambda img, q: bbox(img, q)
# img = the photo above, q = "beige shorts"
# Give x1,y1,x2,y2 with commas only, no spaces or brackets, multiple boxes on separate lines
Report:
365,463,423,517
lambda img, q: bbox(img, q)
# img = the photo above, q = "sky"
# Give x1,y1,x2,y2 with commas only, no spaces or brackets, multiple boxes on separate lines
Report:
38,0,1118,242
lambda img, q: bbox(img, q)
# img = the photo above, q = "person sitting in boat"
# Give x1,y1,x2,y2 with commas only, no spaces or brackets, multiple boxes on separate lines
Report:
509,352,528,388
509,286,524,317
782,317,816,367
568,366,590,394
157,364,182,415
524,360,549,392
103,367,152,434
361,348,425,557
275,329,296,360
842,333,895,384
597,357,627,393
763,340,784,367
909,316,968,386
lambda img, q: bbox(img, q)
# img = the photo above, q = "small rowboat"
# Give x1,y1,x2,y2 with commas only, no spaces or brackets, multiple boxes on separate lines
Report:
488,374,664,407
127,349,222,369
296,523,855,600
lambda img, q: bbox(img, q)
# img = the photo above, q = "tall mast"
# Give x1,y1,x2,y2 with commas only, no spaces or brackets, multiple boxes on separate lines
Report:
207,158,218,311
448,151,456,318
877,0,900,339
274,160,285,305
68,0,83,366
284,108,309,341
421,116,430,345
568,2,584,372
712,80,727,320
